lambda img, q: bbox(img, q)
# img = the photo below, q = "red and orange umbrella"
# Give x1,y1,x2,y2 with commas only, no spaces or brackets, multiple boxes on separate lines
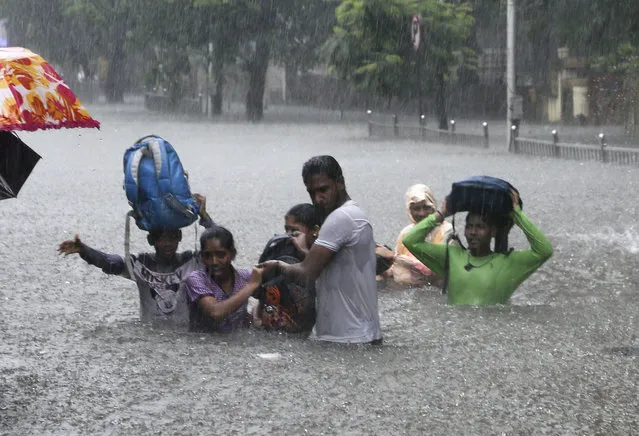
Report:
0,47,100,132
0,47,100,199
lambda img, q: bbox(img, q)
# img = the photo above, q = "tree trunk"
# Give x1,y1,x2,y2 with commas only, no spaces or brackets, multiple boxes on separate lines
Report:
104,31,126,103
245,0,275,121
246,36,270,122
436,69,448,130
212,48,224,115
284,62,298,104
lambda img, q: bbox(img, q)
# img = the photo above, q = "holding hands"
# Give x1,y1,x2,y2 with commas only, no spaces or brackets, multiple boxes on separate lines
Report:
248,266,265,288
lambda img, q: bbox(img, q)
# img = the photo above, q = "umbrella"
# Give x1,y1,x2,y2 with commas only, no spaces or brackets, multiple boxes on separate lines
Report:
0,130,41,199
0,47,100,131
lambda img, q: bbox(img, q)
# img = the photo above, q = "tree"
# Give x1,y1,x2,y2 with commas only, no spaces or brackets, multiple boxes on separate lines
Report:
0,0,100,78
270,0,338,103
322,0,474,129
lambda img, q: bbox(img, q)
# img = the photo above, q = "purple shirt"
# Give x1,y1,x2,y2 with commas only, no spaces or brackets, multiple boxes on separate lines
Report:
185,268,251,333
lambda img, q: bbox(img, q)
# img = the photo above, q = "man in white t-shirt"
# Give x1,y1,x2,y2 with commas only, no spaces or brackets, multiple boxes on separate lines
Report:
259,156,382,344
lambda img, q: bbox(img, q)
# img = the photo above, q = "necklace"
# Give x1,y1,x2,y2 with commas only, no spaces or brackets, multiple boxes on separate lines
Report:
464,251,496,271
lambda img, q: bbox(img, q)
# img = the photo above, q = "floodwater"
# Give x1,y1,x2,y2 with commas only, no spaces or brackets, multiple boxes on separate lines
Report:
1,102,638,435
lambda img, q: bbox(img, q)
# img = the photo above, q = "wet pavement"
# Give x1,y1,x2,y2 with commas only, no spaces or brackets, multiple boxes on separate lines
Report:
1,101,637,434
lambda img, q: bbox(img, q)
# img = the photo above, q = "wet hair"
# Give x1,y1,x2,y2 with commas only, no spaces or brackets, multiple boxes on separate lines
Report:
285,203,319,229
466,213,513,254
302,155,344,184
147,229,182,246
199,225,237,258
494,217,514,254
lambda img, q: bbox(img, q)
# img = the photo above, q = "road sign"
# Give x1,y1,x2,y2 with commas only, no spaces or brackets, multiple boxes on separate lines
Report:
411,14,422,51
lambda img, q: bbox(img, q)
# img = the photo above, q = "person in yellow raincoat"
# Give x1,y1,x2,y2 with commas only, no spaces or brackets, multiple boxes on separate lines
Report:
378,184,453,288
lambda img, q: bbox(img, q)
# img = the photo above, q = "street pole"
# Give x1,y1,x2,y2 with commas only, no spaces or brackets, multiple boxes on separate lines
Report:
417,48,423,120
507,0,516,150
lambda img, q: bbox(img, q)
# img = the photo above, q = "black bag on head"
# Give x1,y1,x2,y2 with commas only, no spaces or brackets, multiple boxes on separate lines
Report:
441,176,522,295
447,175,522,216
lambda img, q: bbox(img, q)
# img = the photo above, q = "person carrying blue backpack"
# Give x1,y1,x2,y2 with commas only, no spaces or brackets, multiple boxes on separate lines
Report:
58,135,214,326
57,194,214,325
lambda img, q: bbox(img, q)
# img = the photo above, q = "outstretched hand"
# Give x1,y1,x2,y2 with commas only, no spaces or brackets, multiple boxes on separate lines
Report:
57,234,85,256
256,260,281,276
375,243,395,260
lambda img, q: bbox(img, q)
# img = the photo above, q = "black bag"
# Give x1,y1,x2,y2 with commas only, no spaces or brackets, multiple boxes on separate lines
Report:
442,176,521,294
255,235,315,331
447,176,522,216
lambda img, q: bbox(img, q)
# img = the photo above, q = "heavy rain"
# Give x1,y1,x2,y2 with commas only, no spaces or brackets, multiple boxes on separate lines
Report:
0,1,637,434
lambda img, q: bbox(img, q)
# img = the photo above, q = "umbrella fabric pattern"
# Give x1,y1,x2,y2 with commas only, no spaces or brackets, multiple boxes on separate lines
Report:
0,130,41,200
0,47,100,132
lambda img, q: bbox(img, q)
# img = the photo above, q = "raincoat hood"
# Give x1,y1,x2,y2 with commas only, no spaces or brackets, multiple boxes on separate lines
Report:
405,184,437,223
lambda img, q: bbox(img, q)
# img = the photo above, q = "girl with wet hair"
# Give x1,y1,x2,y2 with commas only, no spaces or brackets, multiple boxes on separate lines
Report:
184,226,263,332
284,203,321,259
253,204,320,332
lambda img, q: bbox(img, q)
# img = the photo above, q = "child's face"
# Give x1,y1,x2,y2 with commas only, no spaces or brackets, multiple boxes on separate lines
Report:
284,215,310,237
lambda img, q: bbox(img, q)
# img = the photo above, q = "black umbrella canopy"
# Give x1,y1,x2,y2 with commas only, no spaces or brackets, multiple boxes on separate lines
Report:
0,130,42,200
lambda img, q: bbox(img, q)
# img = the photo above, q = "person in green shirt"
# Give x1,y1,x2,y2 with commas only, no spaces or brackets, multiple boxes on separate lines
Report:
403,190,553,305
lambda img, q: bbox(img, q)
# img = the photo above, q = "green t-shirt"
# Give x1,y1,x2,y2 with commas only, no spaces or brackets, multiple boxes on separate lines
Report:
403,206,553,305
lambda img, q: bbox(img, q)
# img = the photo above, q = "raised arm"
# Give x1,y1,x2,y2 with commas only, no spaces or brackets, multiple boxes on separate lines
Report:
58,234,128,277
507,205,553,268
194,193,215,229
258,208,350,283
402,213,448,277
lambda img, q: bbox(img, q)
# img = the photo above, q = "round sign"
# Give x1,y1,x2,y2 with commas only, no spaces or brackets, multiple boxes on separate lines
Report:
411,14,422,51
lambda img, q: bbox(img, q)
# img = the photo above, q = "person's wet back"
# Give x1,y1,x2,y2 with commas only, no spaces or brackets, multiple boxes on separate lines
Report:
57,194,214,325
403,187,553,305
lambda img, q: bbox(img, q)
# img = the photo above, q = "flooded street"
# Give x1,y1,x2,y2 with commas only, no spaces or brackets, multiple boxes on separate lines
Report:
1,102,638,434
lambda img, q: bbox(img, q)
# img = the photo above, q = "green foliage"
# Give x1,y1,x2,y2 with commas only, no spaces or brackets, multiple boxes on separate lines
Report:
558,0,639,56
322,0,474,102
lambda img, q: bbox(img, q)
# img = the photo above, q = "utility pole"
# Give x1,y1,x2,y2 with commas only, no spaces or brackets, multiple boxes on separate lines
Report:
506,0,516,150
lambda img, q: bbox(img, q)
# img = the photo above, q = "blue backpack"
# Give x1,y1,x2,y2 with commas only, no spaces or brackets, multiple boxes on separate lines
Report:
123,135,199,231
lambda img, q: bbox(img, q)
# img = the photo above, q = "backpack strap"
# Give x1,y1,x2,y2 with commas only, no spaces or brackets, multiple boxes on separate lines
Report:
124,210,136,280
146,137,195,219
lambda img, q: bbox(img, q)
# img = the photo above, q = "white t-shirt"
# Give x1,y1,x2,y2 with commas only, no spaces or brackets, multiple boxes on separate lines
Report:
310,200,382,343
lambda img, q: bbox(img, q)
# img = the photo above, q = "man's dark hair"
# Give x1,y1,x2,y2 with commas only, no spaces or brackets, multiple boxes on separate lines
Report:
199,225,237,258
302,155,344,184
286,203,319,229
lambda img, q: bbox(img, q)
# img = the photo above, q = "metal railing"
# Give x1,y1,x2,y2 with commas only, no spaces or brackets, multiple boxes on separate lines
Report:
512,130,639,167
368,113,490,148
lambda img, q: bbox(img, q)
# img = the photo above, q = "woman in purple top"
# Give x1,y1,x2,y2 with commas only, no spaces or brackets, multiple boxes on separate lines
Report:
185,226,263,332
